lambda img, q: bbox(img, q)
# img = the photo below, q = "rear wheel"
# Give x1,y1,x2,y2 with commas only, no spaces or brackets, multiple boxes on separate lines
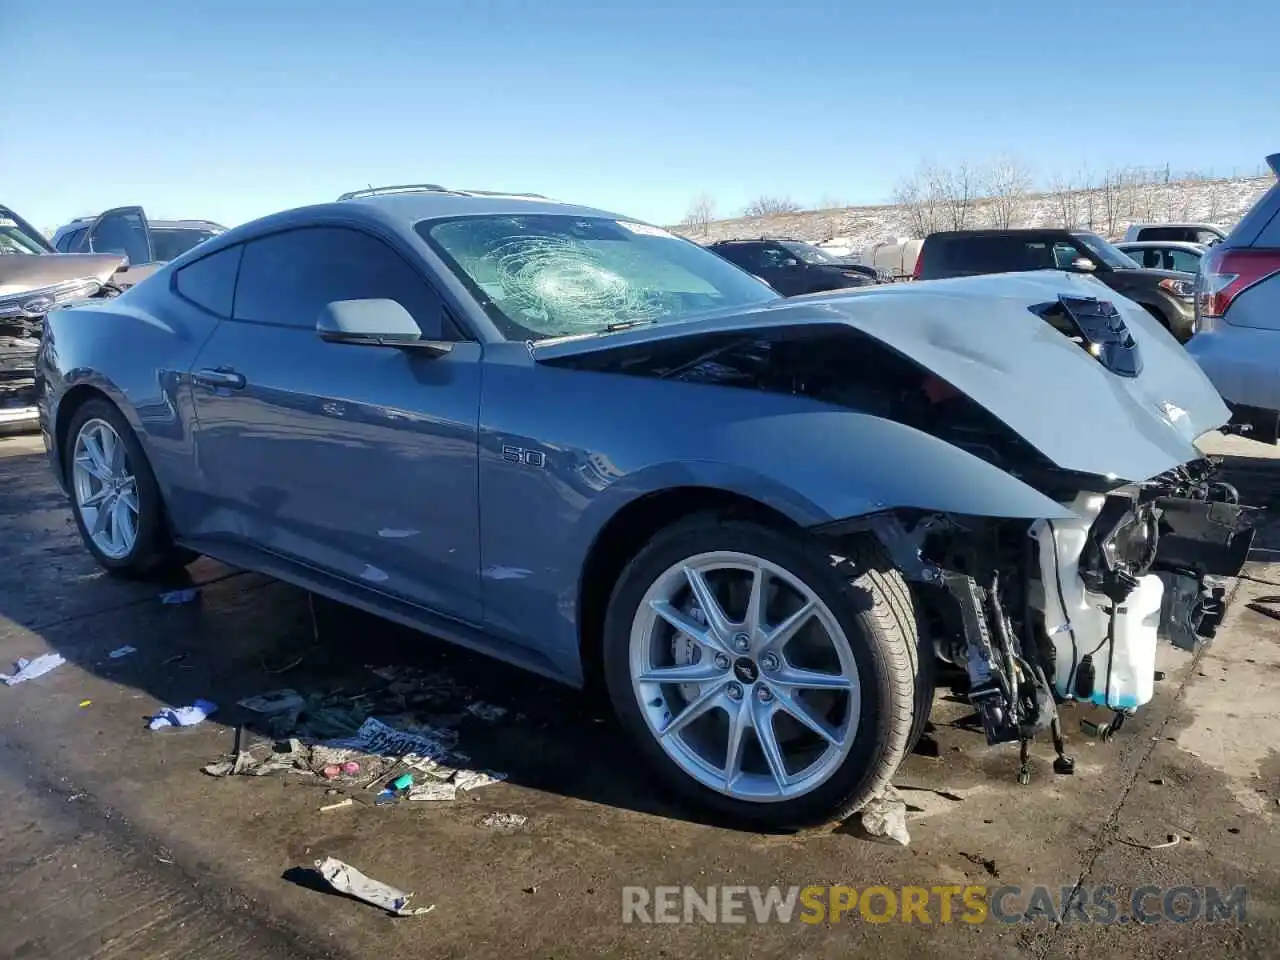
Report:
602,515,923,828
64,398,192,578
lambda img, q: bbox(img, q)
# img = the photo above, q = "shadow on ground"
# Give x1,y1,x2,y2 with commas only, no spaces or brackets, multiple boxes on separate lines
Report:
0,440,1275,836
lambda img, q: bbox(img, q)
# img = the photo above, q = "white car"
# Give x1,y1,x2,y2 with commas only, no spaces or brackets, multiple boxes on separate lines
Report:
1185,154,1280,443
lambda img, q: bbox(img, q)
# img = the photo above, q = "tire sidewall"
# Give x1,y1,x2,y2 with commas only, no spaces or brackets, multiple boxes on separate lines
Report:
64,399,169,575
602,517,901,828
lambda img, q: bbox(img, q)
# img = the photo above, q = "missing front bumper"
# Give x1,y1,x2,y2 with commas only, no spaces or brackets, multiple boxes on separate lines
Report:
1152,495,1263,650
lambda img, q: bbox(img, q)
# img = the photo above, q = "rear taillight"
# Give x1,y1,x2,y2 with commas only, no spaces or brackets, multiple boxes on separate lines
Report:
1197,246,1280,319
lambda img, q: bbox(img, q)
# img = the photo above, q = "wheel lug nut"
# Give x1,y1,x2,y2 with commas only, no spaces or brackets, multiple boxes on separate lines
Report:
732,633,750,652
757,685,773,703
760,653,779,672
714,653,730,670
726,682,743,701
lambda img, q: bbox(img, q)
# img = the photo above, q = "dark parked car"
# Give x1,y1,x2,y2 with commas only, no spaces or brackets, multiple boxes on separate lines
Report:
51,207,225,285
708,238,878,295
915,229,1199,341
38,187,1257,827
1,202,126,432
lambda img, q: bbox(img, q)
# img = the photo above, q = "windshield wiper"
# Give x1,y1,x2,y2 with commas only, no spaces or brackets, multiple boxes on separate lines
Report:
604,318,656,333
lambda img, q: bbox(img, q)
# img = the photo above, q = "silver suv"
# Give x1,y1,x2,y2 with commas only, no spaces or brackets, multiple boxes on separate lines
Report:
1186,154,1280,442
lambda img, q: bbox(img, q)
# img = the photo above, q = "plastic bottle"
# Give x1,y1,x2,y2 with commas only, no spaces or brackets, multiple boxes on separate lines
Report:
1094,573,1164,710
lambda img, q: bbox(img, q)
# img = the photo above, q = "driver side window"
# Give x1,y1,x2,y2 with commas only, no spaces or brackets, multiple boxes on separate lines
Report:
232,226,449,338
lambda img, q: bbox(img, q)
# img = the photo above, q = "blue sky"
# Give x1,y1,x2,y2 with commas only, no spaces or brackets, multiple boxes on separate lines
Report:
2,1,1276,233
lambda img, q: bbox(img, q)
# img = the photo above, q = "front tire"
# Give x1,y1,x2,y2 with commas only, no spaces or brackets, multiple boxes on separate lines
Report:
64,398,190,579
602,515,922,829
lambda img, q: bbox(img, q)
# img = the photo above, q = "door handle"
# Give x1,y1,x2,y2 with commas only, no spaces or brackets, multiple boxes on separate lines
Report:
193,367,246,389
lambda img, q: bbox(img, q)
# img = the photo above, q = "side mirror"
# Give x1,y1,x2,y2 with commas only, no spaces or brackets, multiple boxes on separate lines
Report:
781,258,800,268
1071,257,1097,273
316,299,452,357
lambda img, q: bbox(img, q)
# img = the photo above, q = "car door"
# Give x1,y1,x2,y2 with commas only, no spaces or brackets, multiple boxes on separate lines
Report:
84,206,154,266
187,224,483,622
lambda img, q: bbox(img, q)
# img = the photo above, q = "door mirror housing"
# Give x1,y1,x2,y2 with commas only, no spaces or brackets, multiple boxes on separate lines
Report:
316,299,453,356
1071,257,1097,273
781,258,800,268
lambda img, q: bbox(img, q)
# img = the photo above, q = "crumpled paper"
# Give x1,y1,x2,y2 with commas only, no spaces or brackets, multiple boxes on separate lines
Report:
860,784,911,846
314,856,434,917
1,653,66,686
148,698,217,730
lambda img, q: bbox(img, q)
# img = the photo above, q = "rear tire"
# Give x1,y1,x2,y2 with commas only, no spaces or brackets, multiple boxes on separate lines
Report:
64,398,192,579
602,514,923,828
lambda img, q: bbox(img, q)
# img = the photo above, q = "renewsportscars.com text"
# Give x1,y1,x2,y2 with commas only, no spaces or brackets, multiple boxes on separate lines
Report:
621,884,1248,925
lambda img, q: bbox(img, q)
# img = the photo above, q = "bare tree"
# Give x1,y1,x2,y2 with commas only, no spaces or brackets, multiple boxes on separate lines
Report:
682,193,716,238
984,156,1033,229
937,162,979,230
1100,167,1125,238
1205,186,1223,224
816,194,847,211
1050,171,1081,228
892,165,944,238
742,196,802,218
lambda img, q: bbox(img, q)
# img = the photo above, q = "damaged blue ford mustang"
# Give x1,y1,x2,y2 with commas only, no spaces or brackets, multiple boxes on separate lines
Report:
36,186,1261,827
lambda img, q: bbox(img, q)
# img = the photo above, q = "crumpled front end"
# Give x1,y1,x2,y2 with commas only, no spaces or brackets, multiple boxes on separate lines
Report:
0,275,122,432
880,453,1261,784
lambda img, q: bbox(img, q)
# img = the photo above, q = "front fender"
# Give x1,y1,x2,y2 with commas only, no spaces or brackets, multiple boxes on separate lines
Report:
692,409,1077,523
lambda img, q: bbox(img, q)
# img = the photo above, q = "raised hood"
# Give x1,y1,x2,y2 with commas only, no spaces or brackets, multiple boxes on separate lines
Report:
0,253,125,297
532,270,1230,483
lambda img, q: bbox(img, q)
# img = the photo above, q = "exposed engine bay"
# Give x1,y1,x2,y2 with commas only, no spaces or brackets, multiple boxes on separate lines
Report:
543,289,1265,783
865,457,1260,783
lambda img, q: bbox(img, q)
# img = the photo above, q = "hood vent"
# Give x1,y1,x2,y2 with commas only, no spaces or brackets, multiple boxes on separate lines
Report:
1033,295,1142,378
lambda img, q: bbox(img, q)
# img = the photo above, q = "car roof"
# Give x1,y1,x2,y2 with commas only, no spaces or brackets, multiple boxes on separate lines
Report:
1115,240,1205,250
926,229,1075,239
159,193,639,272
55,216,225,231
337,191,619,222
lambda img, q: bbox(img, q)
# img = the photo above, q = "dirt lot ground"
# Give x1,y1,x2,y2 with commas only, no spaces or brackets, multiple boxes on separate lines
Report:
1,432,1277,959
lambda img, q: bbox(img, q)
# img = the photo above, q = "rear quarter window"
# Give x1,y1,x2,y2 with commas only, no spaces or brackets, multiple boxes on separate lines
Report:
174,244,243,317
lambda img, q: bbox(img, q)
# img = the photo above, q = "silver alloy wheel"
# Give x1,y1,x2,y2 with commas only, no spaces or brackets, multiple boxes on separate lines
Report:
72,418,140,560
629,551,861,802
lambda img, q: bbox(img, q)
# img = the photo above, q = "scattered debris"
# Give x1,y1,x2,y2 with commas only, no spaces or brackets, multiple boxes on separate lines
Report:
466,701,507,722
523,885,538,894
409,781,458,802
238,689,306,717
454,769,507,792
1,653,66,686
149,699,218,730
320,798,355,812
480,812,527,829
391,773,414,791
1117,833,1181,851
109,646,137,659
78,700,91,708
160,588,199,605
858,784,911,846
1150,777,1167,786
313,857,434,917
